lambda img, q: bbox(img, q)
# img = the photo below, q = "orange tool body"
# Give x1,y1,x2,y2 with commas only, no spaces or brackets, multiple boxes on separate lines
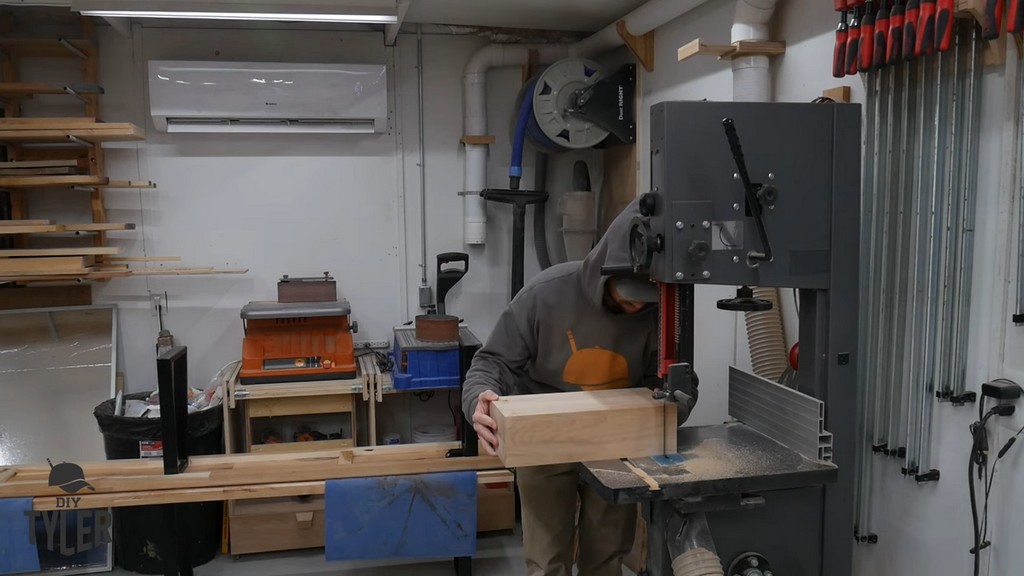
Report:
240,301,357,384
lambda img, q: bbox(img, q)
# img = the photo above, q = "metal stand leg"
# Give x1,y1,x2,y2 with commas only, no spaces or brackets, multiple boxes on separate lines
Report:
645,501,674,576
454,555,472,576
157,346,192,575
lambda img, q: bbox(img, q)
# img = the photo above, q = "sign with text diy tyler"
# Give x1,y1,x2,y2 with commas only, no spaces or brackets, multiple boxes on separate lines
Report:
0,459,113,574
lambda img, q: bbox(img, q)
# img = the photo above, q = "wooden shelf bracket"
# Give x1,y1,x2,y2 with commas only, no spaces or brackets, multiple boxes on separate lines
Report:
678,38,786,63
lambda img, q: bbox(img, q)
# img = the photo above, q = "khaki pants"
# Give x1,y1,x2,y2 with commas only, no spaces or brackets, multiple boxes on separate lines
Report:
517,463,637,576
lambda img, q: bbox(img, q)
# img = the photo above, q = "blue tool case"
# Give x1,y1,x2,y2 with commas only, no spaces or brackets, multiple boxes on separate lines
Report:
391,326,462,390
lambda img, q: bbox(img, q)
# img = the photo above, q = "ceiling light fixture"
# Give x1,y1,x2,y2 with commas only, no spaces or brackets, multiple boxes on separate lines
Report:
77,9,397,23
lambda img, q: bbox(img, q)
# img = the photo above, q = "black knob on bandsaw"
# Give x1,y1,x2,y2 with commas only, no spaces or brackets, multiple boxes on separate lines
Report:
638,192,658,217
688,240,711,260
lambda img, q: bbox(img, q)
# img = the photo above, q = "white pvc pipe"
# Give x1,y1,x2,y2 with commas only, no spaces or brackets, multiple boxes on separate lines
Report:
731,0,777,103
461,0,715,244
573,0,710,57
462,44,568,245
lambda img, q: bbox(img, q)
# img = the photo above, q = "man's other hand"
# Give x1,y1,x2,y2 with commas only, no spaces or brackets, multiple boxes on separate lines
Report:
473,390,501,455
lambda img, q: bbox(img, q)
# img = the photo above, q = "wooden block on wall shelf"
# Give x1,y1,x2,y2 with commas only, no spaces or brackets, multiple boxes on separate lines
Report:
489,388,677,468
822,86,851,103
0,256,88,274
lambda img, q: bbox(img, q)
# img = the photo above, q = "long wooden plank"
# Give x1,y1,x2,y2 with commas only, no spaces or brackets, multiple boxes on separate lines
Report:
2,454,502,499
0,175,108,188
0,285,91,310
0,166,77,176
0,125,145,143
38,469,514,511
109,256,179,263
0,224,63,234
0,160,78,169
0,219,53,226
490,388,675,468
0,256,86,273
63,223,135,232
98,180,156,189
0,83,65,96
0,247,118,257
0,117,98,128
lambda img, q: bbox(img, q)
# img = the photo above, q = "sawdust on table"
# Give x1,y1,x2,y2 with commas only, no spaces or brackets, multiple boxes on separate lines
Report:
671,437,778,481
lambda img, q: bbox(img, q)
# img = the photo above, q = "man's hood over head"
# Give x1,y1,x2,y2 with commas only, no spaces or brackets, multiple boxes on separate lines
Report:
578,197,647,308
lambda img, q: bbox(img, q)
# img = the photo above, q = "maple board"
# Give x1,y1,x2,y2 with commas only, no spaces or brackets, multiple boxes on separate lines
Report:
489,388,677,468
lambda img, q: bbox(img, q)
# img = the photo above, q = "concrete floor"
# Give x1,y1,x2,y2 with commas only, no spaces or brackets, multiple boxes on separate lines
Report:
111,532,527,576
108,531,637,576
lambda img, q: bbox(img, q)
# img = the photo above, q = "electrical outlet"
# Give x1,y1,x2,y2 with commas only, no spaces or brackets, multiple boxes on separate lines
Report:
149,293,165,317
354,339,390,350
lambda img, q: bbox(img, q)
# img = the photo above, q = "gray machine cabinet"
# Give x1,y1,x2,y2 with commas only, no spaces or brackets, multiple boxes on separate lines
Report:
643,101,861,576
648,101,857,290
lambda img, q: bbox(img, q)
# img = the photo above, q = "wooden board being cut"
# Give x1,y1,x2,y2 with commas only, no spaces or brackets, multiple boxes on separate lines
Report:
490,388,677,467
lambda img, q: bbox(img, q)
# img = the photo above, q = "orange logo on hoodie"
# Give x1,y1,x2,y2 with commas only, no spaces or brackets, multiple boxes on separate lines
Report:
561,330,630,390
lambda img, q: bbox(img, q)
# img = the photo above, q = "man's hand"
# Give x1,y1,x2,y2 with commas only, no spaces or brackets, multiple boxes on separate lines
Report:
473,390,501,456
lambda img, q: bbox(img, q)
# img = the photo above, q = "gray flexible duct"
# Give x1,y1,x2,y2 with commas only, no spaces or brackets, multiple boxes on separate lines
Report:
743,286,789,382
666,512,724,576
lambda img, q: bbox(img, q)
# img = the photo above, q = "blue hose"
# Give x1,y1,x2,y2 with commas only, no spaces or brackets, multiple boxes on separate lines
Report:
509,81,536,190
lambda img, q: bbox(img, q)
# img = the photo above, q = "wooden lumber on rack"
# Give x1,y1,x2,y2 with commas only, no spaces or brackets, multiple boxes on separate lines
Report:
0,267,248,283
0,256,89,274
0,219,54,226
490,388,677,467
0,246,119,257
0,160,79,169
0,224,64,234
0,174,107,188
0,123,145,144
63,222,135,232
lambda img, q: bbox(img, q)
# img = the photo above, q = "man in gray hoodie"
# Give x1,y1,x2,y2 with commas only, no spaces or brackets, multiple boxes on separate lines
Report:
463,197,696,576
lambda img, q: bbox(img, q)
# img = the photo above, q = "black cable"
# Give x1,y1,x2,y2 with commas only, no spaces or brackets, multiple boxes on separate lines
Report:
969,407,999,576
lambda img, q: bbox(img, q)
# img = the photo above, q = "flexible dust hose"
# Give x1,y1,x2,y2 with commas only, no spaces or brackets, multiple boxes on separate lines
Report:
509,80,536,190
744,286,788,382
667,512,724,576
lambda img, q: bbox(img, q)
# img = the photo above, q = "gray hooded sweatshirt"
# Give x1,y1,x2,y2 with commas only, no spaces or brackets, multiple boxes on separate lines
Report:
462,198,661,420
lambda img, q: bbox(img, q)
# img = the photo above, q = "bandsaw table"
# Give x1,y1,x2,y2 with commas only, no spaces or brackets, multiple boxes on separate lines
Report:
581,423,837,576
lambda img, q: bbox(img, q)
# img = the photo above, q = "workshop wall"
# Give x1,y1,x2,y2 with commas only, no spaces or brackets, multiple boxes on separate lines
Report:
645,1,1024,575
20,25,559,395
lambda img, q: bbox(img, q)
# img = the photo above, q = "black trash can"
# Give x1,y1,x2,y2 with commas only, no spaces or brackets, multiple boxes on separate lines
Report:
94,392,224,574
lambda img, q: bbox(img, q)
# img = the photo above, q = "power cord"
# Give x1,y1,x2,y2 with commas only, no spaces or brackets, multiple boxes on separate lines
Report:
969,393,1023,576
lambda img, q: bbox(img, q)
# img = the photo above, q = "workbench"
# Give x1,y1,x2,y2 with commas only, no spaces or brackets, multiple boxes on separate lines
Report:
580,423,837,576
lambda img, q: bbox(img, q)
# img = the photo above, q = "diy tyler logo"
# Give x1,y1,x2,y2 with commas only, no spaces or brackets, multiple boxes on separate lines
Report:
22,459,112,556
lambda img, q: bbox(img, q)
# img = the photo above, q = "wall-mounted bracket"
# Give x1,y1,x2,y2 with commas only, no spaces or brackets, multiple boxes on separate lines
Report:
616,20,654,72
677,38,786,63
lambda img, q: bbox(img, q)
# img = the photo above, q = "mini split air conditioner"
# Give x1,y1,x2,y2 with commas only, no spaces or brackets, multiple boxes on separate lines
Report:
148,60,388,134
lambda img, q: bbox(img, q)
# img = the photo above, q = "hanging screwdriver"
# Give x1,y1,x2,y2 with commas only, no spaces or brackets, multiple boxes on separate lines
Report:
903,0,920,61
847,6,863,75
888,0,905,65
983,0,1004,39
935,0,955,50
1010,0,1023,32
874,0,890,68
860,0,876,71
916,0,936,56
834,10,849,77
